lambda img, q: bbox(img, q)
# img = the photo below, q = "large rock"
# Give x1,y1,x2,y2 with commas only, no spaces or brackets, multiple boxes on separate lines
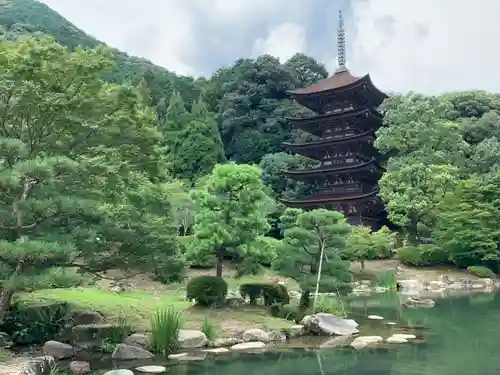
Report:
397,279,423,293
242,329,271,343
72,311,104,326
178,330,208,349
0,332,13,348
350,336,383,349
111,344,154,360
42,341,75,359
72,324,118,349
302,313,359,336
123,333,150,350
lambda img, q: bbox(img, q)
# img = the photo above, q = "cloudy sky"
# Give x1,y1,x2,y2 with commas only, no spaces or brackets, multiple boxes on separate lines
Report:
41,0,500,95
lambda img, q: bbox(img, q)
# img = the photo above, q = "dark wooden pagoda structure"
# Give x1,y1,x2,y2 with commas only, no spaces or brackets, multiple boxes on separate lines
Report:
280,10,388,228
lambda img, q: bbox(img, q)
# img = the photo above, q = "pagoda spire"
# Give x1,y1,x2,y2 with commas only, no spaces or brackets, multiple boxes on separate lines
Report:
336,9,348,73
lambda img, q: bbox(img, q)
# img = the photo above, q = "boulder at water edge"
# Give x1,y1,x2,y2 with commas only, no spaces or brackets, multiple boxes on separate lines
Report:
123,333,150,350
42,341,75,359
242,329,271,343
111,344,154,360
0,332,13,348
69,361,91,375
302,313,359,336
178,330,208,348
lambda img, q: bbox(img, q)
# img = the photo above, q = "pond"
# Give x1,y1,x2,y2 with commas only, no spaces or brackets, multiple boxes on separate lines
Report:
89,291,500,375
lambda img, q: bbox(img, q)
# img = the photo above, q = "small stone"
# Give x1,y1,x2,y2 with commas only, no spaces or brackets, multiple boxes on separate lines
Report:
42,341,75,359
368,315,384,320
69,361,90,375
168,353,188,360
103,370,134,375
177,353,207,361
386,322,397,325
202,348,230,355
285,325,305,337
135,366,167,373
230,342,266,351
386,336,408,344
209,337,244,347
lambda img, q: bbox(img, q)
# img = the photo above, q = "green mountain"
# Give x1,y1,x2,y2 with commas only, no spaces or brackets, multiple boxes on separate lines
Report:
0,0,202,107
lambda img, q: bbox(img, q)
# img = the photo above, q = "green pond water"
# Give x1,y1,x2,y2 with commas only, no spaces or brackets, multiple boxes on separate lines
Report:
89,291,500,375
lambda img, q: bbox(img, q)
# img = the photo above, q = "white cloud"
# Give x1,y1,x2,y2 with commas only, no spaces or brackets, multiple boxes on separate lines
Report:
252,22,307,62
39,0,500,94
350,0,500,94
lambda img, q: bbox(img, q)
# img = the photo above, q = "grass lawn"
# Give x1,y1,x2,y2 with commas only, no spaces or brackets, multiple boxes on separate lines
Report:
16,269,298,336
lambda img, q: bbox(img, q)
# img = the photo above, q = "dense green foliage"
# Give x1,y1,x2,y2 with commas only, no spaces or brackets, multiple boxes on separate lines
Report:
186,276,228,307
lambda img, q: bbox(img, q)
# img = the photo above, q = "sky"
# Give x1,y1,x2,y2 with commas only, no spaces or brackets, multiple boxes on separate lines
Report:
40,0,500,95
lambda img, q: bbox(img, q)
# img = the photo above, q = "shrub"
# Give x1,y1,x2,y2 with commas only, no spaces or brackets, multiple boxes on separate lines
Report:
467,266,496,278
186,276,228,307
98,310,132,352
239,283,289,306
201,316,217,340
397,244,449,267
149,306,183,356
1,302,71,345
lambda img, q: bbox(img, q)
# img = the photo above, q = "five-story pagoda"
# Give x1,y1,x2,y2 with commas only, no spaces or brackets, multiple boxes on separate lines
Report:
280,11,387,228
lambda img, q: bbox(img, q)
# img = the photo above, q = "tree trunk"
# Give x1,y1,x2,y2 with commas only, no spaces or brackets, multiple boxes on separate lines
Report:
216,249,224,278
0,289,14,325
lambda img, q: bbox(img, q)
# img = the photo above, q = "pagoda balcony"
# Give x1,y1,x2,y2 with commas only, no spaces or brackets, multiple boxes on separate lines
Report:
283,129,380,160
283,158,383,182
287,71,388,114
286,106,383,138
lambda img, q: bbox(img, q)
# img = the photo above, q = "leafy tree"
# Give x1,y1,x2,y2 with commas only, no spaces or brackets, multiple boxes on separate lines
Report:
164,180,196,236
342,226,396,269
283,53,329,87
0,36,181,322
273,208,352,295
380,160,459,244
433,173,500,269
259,152,315,198
189,163,273,277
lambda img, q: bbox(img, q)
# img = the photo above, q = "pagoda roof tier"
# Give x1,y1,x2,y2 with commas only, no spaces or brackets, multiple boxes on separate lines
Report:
286,107,383,138
280,190,380,208
287,71,388,114
283,129,377,160
283,158,383,183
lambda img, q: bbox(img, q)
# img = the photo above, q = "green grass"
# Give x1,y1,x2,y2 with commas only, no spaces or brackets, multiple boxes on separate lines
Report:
16,270,297,335
201,315,217,340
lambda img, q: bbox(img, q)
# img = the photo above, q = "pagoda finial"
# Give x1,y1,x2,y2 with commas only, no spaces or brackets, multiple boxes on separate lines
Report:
336,9,347,73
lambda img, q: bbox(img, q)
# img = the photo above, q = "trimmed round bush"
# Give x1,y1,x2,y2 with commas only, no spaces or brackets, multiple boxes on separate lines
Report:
467,266,495,278
240,283,289,306
397,244,449,267
186,276,228,307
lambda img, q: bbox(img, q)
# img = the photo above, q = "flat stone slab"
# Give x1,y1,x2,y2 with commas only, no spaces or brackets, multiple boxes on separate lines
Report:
230,342,266,351
350,336,383,349
392,333,416,339
135,366,167,373
103,370,134,375
386,336,408,344
368,315,384,320
168,353,188,360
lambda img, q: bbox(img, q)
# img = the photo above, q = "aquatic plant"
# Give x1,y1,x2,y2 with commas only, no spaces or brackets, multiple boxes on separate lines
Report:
201,315,217,340
376,269,398,290
149,306,183,356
